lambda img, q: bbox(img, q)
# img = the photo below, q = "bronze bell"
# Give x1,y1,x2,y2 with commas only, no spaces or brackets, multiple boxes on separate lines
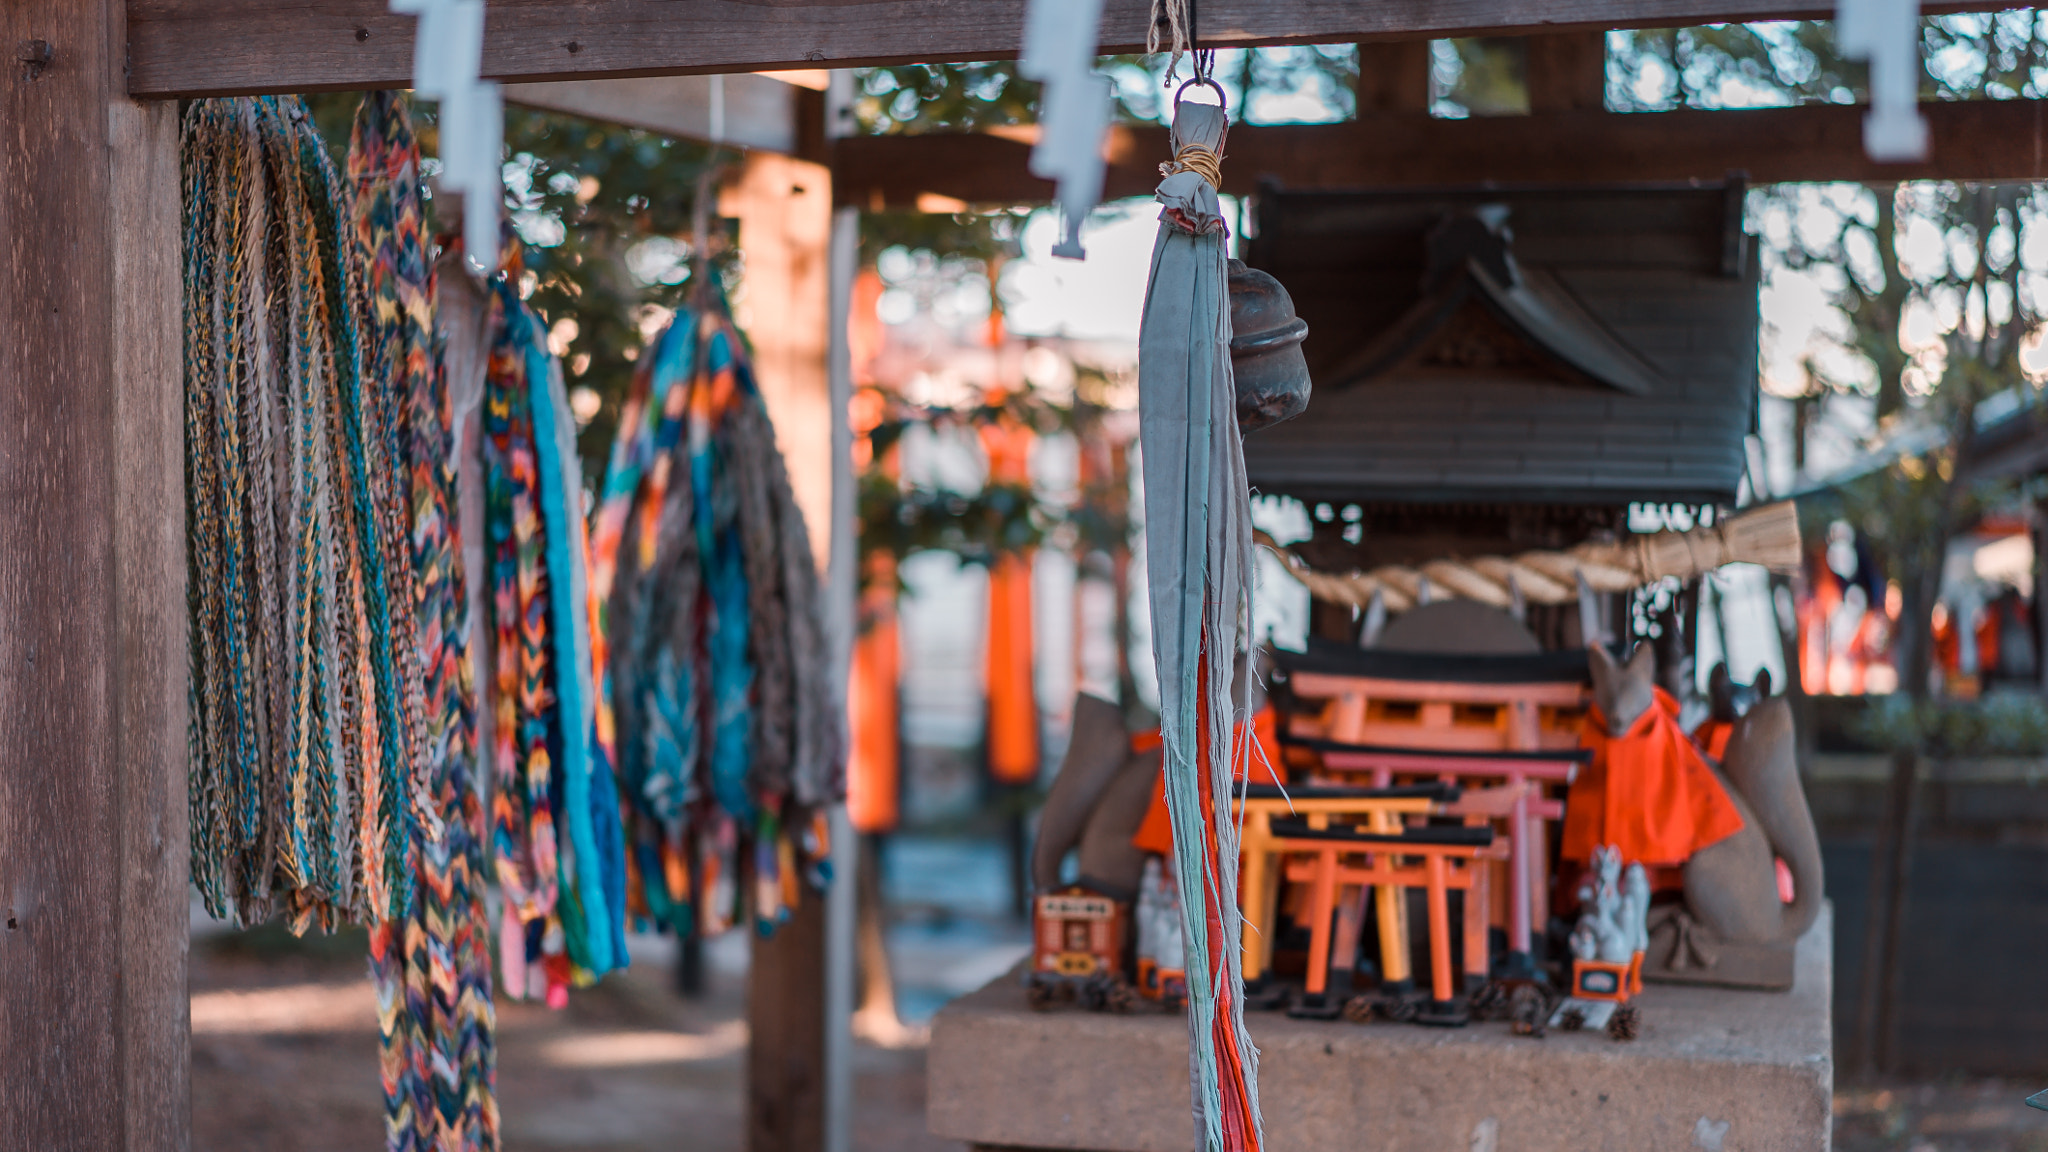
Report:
1228,258,1311,432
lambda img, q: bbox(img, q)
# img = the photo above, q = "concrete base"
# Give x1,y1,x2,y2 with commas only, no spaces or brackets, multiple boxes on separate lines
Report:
930,906,1833,1152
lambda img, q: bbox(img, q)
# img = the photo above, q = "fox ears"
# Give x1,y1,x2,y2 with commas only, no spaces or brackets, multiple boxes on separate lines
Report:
1588,641,1657,684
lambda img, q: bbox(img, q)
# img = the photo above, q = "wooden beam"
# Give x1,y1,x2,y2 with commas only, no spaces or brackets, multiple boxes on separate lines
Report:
1356,41,1432,115
506,72,805,153
126,0,1984,99
1524,31,1608,113
832,98,2048,206
3,1,188,1149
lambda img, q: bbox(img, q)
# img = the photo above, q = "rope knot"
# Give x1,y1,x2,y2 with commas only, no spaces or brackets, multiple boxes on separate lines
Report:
1159,143,1224,190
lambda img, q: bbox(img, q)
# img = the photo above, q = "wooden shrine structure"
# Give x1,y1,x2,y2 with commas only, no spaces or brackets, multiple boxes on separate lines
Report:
1,1,2038,1149
1241,181,1760,509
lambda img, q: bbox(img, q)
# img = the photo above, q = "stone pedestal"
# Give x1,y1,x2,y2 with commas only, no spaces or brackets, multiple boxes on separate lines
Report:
929,907,1832,1152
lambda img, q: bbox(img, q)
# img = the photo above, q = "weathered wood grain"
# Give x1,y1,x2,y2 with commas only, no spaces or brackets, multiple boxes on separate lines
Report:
832,98,2048,206
1524,31,1607,113
1,0,188,1148
127,0,1984,99
750,888,829,1152
111,96,192,1152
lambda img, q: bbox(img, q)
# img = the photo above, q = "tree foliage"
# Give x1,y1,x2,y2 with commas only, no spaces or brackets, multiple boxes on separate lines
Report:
857,380,1136,587
498,111,729,469
1609,10,2047,111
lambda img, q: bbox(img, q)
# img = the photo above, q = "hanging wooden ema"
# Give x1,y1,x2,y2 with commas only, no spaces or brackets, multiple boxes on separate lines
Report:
1136,34,1265,1152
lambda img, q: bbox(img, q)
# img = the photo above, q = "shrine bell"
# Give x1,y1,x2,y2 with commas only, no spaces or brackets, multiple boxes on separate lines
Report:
1227,258,1312,431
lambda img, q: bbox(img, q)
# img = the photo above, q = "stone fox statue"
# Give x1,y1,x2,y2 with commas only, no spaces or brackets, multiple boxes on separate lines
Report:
1587,645,1824,985
1033,693,1160,902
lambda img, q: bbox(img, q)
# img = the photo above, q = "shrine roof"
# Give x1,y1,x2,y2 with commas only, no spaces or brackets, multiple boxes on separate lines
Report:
1241,180,1759,508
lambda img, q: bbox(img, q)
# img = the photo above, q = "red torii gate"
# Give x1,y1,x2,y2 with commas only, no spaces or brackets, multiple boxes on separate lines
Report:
0,1,2019,1149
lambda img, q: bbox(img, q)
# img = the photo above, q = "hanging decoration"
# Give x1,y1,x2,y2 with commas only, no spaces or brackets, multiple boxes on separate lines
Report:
469,239,630,1004
1254,501,1804,614
590,284,842,941
1017,0,1113,258
389,0,504,271
981,401,1041,785
849,336,905,833
1135,69,1265,1152
348,91,500,1152
1837,0,1927,161
182,95,434,934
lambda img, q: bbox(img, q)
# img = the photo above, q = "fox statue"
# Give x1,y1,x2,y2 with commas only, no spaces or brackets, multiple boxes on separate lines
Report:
1588,644,1824,988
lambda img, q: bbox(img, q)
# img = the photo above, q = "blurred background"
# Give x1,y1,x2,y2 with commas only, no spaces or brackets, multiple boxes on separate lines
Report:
200,19,2048,1150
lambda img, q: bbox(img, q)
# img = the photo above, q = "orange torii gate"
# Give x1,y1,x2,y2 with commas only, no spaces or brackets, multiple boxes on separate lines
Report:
0,1,2020,1149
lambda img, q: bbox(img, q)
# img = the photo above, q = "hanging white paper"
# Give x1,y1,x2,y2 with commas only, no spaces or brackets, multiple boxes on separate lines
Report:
1837,0,1928,162
392,0,505,270
1018,0,1112,259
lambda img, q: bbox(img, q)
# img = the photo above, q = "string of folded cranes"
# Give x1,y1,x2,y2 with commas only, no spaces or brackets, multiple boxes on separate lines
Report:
183,90,839,1151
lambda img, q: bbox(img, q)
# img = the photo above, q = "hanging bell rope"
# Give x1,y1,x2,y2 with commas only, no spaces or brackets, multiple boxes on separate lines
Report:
1256,501,1802,614
1137,68,1264,1152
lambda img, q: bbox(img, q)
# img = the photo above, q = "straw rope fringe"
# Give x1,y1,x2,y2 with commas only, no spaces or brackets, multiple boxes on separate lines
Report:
1255,501,1803,613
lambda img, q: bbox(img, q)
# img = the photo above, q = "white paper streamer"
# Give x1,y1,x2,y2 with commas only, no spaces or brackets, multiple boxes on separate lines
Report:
392,0,505,269
1837,0,1928,162
1019,0,1112,258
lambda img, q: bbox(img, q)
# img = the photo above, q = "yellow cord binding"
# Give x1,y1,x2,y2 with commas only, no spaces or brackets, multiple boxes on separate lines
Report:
1160,142,1224,189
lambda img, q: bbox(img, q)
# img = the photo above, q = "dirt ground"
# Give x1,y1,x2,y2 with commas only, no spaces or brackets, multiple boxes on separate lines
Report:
191,927,958,1152
193,927,2048,1151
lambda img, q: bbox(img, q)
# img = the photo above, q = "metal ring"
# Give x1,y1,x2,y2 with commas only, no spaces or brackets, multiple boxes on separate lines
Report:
1174,75,1227,108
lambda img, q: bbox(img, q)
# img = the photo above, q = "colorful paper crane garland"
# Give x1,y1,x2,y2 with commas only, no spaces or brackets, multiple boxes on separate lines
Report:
185,88,847,1150
474,243,631,1003
590,289,843,941
182,94,436,934
348,91,500,1152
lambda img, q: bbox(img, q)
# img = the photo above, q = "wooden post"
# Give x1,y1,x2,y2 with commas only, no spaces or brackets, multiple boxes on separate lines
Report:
749,888,830,1152
723,151,836,567
724,148,837,1152
0,3,188,1149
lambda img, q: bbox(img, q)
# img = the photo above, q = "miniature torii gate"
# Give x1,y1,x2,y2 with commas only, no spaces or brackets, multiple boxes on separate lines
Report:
0,1,2021,1149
